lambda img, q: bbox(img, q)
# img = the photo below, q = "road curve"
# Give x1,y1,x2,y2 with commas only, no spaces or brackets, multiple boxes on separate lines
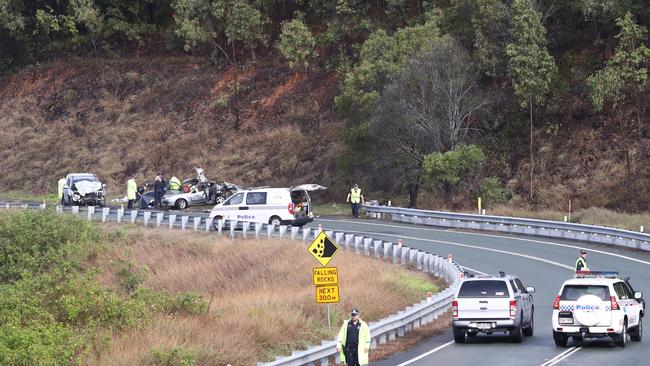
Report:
310,218,650,366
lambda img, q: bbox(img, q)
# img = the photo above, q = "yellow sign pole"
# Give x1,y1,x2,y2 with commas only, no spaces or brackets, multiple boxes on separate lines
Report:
478,197,482,214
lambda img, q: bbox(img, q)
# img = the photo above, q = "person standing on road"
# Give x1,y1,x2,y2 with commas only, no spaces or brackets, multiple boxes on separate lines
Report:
168,175,181,191
57,177,66,205
346,184,364,218
126,175,137,209
575,250,589,272
337,308,371,366
153,173,166,209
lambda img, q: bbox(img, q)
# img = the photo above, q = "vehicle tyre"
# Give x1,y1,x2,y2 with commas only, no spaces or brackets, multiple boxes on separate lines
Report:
614,321,628,347
269,216,282,226
215,196,225,205
175,199,188,210
630,319,642,342
510,322,523,343
553,331,568,347
453,327,465,343
523,309,534,337
466,331,477,338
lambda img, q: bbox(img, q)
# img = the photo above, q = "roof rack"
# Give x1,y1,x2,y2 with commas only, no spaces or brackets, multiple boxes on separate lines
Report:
574,270,620,279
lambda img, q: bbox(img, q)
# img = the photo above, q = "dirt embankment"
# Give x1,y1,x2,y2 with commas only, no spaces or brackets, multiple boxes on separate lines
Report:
0,57,345,198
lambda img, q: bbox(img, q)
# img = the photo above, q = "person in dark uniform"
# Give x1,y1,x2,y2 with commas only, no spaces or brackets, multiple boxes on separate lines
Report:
337,308,371,366
153,173,166,209
575,250,589,272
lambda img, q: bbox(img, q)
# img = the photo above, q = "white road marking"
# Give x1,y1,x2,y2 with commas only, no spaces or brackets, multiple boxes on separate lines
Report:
316,219,650,266
459,266,488,275
540,342,589,366
334,228,575,271
394,340,454,366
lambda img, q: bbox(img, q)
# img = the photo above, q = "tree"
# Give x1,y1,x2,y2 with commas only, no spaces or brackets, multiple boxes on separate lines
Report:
506,0,557,201
423,144,486,204
587,12,649,134
370,38,489,208
277,14,316,75
225,1,267,60
472,0,509,79
70,0,105,53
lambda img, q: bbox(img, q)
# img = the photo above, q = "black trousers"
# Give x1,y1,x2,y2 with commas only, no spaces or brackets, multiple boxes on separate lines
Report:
154,193,163,208
344,345,360,366
127,199,134,209
351,202,360,218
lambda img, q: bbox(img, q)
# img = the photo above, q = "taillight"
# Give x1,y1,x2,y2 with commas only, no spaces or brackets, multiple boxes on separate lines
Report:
553,295,561,310
288,202,295,214
452,300,458,318
610,296,619,310
510,300,517,318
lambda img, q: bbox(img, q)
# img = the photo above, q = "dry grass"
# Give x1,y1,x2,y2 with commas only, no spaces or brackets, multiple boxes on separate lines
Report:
86,226,440,366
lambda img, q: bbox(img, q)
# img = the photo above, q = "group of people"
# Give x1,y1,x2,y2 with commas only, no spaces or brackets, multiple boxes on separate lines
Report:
125,173,182,209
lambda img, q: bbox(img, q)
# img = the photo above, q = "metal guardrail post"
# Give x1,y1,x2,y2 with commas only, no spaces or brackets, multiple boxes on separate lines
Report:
291,226,299,240
354,236,362,254
268,224,276,239
373,240,382,259
279,225,288,238
72,206,79,214
302,227,311,241
143,211,151,226
383,242,392,260
181,216,189,230
206,218,214,232
242,222,250,238
255,223,263,238
363,238,372,256
131,210,138,223
156,212,163,226
168,214,176,229
193,217,201,231
229,220,237,239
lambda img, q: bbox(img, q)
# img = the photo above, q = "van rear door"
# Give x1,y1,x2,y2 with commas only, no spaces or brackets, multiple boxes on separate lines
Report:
290,184,326,217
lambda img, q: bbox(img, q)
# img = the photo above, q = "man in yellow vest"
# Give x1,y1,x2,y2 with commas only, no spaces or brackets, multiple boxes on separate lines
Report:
337,308,371,366
127,175,137,209
168,176,181,191
57,177,66,205
575,250,589,272
346,184,364,218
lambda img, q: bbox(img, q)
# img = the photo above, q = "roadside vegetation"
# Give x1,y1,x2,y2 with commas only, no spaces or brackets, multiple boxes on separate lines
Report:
0,210,440,365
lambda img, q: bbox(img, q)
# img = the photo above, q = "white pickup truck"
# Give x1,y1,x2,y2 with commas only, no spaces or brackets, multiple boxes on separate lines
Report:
452,272,535,343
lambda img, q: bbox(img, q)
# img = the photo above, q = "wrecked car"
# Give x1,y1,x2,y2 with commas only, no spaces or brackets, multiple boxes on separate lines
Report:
62,173,106,206
137,180,241,210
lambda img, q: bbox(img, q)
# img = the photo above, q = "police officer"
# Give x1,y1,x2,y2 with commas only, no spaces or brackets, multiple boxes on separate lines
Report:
57,177,66,205
346,184,364,218
337,308,371,366
575,250,589,272
168,175,181,191
153,173,166,209
126,175,137,209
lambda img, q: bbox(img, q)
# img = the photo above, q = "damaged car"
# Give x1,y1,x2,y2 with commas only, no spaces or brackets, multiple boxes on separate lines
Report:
137,180,241,210
62,173,107,206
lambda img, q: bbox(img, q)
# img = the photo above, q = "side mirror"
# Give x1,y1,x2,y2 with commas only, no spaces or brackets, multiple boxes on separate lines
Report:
635,291,643,300
526,286,535,294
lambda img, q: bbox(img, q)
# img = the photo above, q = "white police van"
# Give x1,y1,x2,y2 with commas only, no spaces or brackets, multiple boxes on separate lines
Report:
208,184,326,227
552,271,644,347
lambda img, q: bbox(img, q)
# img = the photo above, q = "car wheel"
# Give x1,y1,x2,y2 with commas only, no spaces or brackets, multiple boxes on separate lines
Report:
175,199,188,210
553,331,568,347
631,318,642,342
453,327,465,343
215,196,225,204
614,321,628,347
269,216,282,226
523,310,534,337
510,322,523,343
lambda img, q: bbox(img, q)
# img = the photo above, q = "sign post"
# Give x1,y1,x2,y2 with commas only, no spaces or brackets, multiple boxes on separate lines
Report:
308,231,340,330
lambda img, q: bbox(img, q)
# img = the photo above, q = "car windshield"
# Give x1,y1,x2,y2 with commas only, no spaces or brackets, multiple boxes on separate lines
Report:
73,176,98,184
561,285,610,301
458,280,509,298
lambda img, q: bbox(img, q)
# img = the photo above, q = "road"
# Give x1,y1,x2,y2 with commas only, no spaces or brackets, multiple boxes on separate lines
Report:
309,217,650,366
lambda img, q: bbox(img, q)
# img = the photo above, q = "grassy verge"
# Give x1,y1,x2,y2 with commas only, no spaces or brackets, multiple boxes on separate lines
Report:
0,190,60,204
312,202,349,217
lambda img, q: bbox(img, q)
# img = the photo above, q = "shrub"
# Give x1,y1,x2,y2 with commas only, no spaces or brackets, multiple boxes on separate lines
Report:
150,347,197,366
115,259,148,294
480,176,511,206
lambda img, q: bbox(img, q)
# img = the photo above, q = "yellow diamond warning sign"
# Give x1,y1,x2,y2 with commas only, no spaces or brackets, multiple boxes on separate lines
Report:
315,284,340,303
307,231,339,267
313,267,338,286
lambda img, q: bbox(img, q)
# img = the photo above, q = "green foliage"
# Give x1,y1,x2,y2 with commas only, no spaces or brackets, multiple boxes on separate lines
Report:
472,0,509,78
423,145,486,186
151,347,197,366
587,12,650,111
115,259,148,294
226,1,267,53
506,0,557,108
277,15,316,73
335,14,440,122
479,176,511,205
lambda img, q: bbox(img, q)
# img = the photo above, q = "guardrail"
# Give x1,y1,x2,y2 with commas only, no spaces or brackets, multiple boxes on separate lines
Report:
0,202,463,366
363,205,650,251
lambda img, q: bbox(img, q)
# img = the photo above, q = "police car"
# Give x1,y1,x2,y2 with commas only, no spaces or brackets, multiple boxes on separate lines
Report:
552,271,644,347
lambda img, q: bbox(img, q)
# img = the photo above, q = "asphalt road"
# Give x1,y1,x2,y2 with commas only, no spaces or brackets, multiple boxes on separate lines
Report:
309,217,650,366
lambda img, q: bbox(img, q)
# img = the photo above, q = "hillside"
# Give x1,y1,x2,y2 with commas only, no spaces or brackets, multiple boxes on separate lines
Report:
0,57,345,197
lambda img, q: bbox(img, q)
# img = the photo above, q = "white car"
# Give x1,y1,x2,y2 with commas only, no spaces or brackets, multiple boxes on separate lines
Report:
552,271,644,347
208,184,326,227
452,272,535,343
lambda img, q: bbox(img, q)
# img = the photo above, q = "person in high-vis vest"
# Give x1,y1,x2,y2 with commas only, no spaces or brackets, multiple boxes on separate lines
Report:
337,308,371,366
168,176,181,191
127,175,137,209
57,177,66,205
575,250,589,272
346,184,364,218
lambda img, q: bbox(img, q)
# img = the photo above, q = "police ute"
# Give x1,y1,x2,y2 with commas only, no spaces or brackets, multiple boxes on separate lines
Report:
552,271,644,347
208,184,326,228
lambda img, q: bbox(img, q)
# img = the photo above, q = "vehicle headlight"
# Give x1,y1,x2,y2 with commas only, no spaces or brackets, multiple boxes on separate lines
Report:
73,193,81,201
